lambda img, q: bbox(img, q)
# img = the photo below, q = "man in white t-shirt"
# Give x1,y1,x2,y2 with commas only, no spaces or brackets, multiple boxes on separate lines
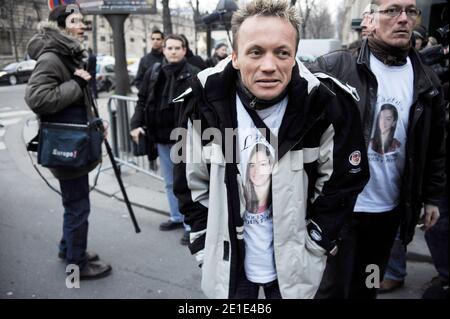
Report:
174,0,369,299
311,0,446,299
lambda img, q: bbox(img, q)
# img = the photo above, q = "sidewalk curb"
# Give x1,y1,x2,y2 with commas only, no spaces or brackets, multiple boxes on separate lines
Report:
92,182,170,216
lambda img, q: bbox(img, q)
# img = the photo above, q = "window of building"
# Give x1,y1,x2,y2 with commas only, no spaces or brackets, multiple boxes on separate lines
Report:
100,36,106,42
130,37,134,43
0,30,13,55
0,7,8,19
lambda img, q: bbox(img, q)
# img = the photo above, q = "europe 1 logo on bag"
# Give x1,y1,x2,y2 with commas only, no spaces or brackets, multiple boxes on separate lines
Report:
37,120,103,169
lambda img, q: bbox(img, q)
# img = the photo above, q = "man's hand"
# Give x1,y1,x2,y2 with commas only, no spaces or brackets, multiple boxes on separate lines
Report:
423,204,440,230
130,127,145,144
74,69,91,81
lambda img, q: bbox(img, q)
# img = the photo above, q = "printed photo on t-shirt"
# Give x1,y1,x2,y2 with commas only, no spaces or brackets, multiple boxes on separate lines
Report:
243,143,274,216
369,103,402,155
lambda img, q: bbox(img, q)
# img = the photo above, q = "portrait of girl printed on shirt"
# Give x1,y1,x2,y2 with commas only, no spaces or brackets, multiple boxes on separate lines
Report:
370,104,401,155
244,143,274,214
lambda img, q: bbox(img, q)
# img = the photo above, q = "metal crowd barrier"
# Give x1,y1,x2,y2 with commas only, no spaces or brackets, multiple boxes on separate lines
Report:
104,95,163,180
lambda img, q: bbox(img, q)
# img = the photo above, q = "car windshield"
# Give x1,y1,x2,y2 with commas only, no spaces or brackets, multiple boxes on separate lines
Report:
3,63,19,71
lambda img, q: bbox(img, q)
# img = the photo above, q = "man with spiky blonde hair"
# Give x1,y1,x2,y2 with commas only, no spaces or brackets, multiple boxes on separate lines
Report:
174,0,369,299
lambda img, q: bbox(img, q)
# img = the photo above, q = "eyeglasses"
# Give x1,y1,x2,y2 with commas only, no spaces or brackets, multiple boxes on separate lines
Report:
375,7,421,19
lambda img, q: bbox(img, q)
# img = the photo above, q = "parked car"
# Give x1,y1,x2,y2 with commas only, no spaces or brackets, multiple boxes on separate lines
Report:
298,54,316,63
127,61,139,86
297,39,342,60
96,60,137,92
96,62,115,92
0,60,36,85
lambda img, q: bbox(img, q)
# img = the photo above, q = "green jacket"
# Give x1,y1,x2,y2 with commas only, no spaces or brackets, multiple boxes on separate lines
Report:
25,21,98,180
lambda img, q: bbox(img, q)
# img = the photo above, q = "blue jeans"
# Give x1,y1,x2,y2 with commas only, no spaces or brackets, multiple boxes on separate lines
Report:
58,174,90,269
157,144,190,231
384,229,407,281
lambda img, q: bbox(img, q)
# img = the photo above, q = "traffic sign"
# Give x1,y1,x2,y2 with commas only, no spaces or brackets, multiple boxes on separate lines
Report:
48,0,78,11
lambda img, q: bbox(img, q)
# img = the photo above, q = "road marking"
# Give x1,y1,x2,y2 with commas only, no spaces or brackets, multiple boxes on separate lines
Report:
0,118,22,126
0,110,32,119
0,107,13,112
0,109,34,151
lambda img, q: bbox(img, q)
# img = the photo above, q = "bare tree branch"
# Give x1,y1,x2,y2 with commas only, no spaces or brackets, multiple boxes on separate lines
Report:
306,5,334,39
298,0,317,39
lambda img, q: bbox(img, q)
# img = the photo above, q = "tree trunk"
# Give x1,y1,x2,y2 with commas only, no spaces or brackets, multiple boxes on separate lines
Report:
162,0,173,35
298,0,316,39
8,0,19,61
190,0,200,54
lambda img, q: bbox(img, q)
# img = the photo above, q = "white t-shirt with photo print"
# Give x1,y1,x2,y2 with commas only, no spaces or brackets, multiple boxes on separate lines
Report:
236,95,287,284
355,54,414,213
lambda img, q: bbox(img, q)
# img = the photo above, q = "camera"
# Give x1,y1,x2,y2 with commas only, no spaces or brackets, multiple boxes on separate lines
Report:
202,10,227,25
433,24,449,46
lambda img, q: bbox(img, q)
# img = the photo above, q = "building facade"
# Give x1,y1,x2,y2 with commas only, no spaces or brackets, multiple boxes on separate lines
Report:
341,0,370,47
84,12,198,61
0,0,49,66
0,0,198,66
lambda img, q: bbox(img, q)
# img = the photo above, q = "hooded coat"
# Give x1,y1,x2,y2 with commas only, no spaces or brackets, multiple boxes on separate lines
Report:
25,21,98,180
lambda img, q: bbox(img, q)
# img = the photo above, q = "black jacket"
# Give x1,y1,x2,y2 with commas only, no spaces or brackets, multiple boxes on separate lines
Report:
134,49,164,90
206,54,226,68
309,38,446,244
173,60,370,297
185,49,207,70
419,45,449,83
130,59,200,144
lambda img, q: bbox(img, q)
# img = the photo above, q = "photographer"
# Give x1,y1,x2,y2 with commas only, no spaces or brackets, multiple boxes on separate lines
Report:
25,5,112,279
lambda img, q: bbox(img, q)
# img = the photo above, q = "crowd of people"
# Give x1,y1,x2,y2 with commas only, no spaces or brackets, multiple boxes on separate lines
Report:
23,0,448,299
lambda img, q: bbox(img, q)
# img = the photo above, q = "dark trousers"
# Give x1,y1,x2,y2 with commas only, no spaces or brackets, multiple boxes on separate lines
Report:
234,275,282,299
58,174,90,269
315,207,401,299
425,197,449,281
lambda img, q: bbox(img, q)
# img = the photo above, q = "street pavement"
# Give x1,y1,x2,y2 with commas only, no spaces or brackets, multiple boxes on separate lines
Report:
0,84,440,299
0,85,204,299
